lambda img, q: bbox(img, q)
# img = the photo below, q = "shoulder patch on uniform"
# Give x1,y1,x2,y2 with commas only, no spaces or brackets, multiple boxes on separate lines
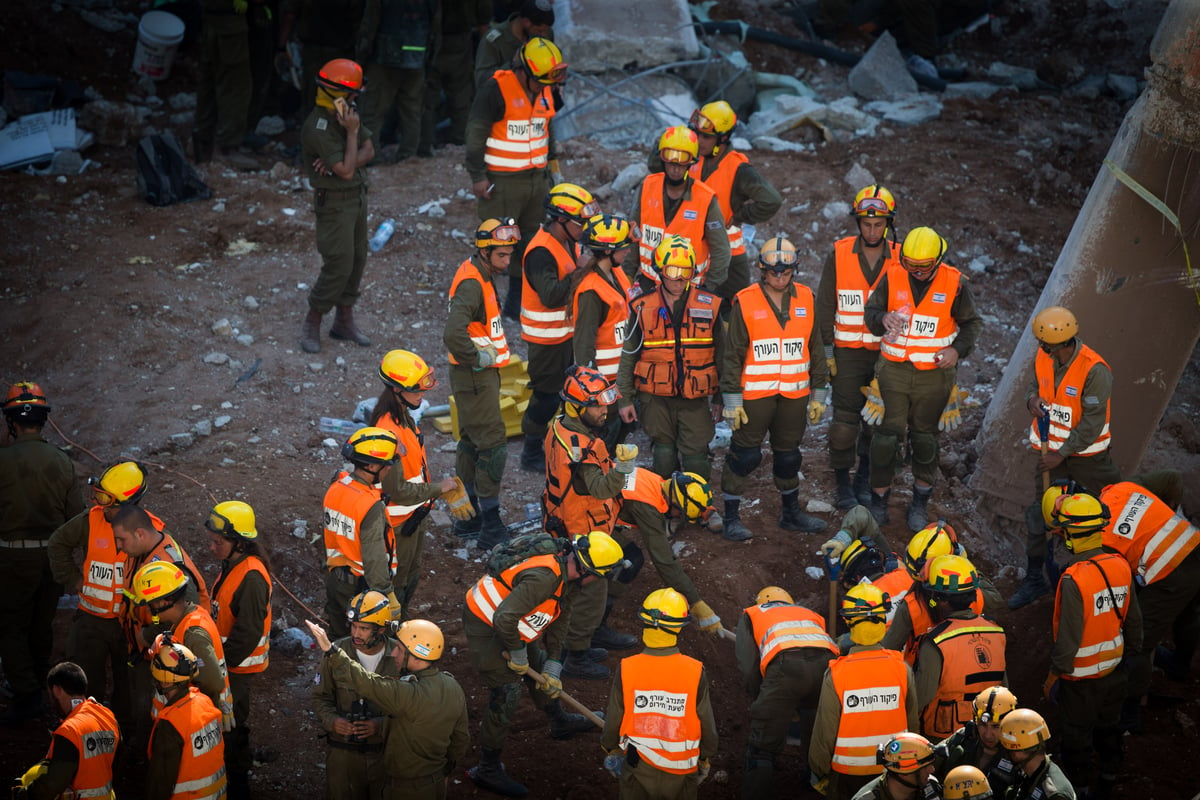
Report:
486,28,501,42
705,219,721,229
401,674,417,683
316,118,328,131
312,672,321,685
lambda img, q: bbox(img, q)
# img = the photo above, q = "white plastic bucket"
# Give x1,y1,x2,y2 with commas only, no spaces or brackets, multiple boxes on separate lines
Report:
133,11,185,80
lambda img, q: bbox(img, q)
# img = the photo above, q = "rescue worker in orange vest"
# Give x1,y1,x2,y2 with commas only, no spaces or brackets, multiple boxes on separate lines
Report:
206,500,272,799
719,235,830,541
939,686,1020,793
617,235,724,493
370,349,476,607
629,126,730,300
463,531,620,797
999,709,1075,800
146,638,227,800
572,213,638,451
543,365,640,677
518,183,600,471
323,426,402,639
601,588,718,799
849,732,941,800
815,186,902,510
1043,491,1141,800
129,563,235,732
911,555,1007,742
737,585,839,799
0,382,83,726
465,36,566,319
880,523,1002,664
809,583,918,800
445,218,519,549
48,462,160,740
473,0,555,89
861,226,983,531
13,662,120,800
1010,306,1122,610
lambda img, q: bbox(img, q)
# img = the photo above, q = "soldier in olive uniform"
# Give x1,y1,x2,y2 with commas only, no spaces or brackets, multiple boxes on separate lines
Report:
193,0,256,167
0,382,84,725
472,0,553,88
299,58,376,354
420,0,490,151
276,0,367,122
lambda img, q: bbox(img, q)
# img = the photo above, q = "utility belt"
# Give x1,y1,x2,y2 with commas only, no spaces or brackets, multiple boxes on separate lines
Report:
314,184,366,208
328,565,366,586
0,538,49,549
389,772,444,789
327,738,384,753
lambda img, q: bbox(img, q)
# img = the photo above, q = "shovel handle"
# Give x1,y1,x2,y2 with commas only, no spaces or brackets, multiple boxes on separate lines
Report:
524,666,605,729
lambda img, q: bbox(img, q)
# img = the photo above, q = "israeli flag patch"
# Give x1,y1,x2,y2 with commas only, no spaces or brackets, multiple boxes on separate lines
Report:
683,210,698,220
1065,386,1078,397
932,292,946,303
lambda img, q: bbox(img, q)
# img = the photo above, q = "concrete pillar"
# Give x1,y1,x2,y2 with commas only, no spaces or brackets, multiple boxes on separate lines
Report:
969,0,1200,529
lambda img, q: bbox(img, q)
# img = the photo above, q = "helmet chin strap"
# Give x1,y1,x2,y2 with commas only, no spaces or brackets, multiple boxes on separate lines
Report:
664,172,687,188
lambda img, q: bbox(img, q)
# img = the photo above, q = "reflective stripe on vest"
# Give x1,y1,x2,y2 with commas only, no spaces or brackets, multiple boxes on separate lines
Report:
921,616,1007,740
630,286,720,399
1027,343,1112,456
829,649,909,775
521,228,577,344
79,506,152,619
638,173,716,283
572,268,634,379
448,257,511,367
152,688,227,800
125,534,212,646
617,652,704,774
832,236,896,349
690,149,748,256
52,698,119,799
745,603,838,676
464,554,564,642
1102,482,1200,585
322,473,386,575
543,418,617,536
377,414,433,527
213,555,272,674
483,70,554,172
900,585,985,666
1053,553,1130,679
736,282,814,399
169,607,234,727
879,264,962,368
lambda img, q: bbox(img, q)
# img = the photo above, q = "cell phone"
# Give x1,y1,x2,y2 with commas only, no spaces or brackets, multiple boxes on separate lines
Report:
334,97,349,117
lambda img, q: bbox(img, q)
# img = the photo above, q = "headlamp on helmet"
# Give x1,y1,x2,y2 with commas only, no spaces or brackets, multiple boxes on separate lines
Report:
759,236,798,273
3,381,51,421
347,591,392,628
476,217,521,250
972,685,1018,725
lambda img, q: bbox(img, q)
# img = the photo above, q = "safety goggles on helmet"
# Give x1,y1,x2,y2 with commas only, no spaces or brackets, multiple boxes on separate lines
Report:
855,196,892,215
479,222,519,244
594,384,620,405
759,236,798,273
204,501,258,541
657,263,691,280
88,476,119,507
660,148,695,165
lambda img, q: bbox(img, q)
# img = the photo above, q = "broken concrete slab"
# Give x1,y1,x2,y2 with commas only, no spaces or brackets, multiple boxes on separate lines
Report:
987,61,1041,90
863,94,943,126
554,0,698,73
848,32,919,101
556,69,696,148
844,163,875,190
944,81,1006,100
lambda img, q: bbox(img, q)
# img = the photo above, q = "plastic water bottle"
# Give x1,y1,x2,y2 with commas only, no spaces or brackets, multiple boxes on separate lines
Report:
369,218,396,252
319,417,365,438
884,303,912,344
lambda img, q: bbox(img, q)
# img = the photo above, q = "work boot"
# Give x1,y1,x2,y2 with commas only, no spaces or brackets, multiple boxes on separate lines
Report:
548,701,602,740
1154,645,1188,681
704,507,724,534
216,146,260,171
1007,557,1051,609
329,305,371,346
590,624,637,650
834,468,856,510
468,747,528,797
562,649,611,680
519,434,545,473
779,491,828,533
299,308,323,354
721,498,753,542
869,490,890,525
574,646,608,663
853,456,873,506
475,507,507,551
906,485,932,532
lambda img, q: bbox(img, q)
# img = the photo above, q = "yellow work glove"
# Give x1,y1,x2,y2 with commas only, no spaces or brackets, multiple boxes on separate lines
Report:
691,600,723,636
938,384,970,432
474,343,499,370
539,659,563,698
811,774,830,795
614,444,638,474
808,387,828,424
443,476,476,521
824,345,837,378
860,378,885,426
386,591,402,621
19,762,47,788
820,530,852,560
505,647,530,677
221,701,236,733
698,759,712,783
721,392,748,431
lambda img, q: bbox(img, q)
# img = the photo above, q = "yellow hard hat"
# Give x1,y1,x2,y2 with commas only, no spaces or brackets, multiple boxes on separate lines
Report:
755,586,794,605
150,637,199,685
904,521,957,579
476,217,521,249
900,226,947,273
944,766,993,800
759,236,798,272
841,583,891,646
581,213,633,254
573,531,624,577
654,234,697,281
852,184,896,218
342,427,399,467
1000,708,1051,751
130,562,189,606
839,539,885,588
639,587,690,632
1049,492,1110,552
379,349,436,392
972,685,1018,724
397,619,444,661
689,101,737,137
90,461,148,507
1031,306,1078,345
205,500,258,541
545,183,599,222
667,472,712,522
520,37,566,85
658,125,699,164
924,553,977,596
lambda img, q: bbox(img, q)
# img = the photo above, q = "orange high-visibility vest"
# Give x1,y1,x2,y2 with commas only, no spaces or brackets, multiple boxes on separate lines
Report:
464,554,565,642
832,236,898,350
744,602,838,676
151,688,227,800
620,467,668,513
322,472,392,577
153,606,233,728
870,567,911,625
630,286,720,399
483,69,554,173
79,507,162,619
690,149,749,256
736,282,814,400
48,697,119,800
1102,482,1200,586
521,228,577,344
899,586,985,665
1053,553,1131,680
543,417,617,537
617,652,704,774
572,267,634,379
879,265,962,369
828,649,910,775
1027,344,1112,456
449,258,511,367
212,555,271,674
638,173,717,283
376,413,433,535
919,616,1007,740
124,533,211,651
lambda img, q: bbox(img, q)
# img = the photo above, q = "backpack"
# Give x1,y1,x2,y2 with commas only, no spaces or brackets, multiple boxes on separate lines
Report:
485,532,568,585
135,131,211,207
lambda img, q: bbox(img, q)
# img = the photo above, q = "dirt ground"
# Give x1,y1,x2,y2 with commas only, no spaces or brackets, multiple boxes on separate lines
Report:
2,0,1199,797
